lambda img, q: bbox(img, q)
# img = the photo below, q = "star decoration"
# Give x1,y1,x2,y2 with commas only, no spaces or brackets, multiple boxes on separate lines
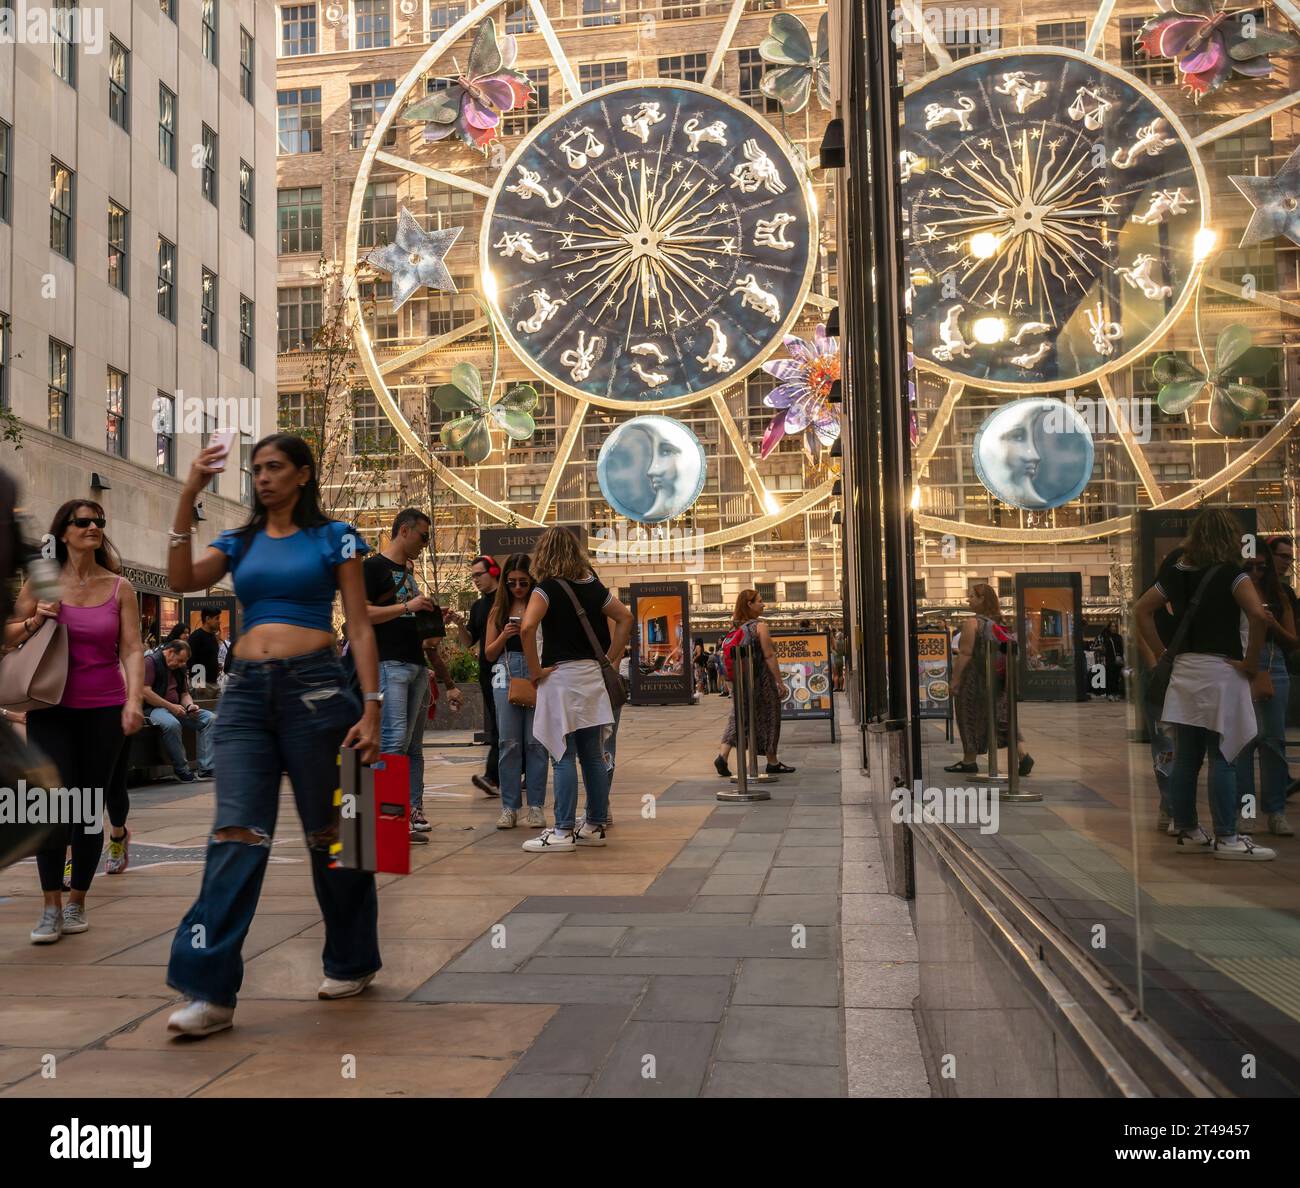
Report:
565,212,578,222
629,158,641,169
1012,298,1024,309
565,272,576,281
671,161,685,173
979,138,992,149
1231,145,1300,248
939,165,955,177
928,187,941,198
1049,136,1064,148
944,242,961,254
708,184,721,195
561,232,575,248
653,318,664,328
670,309,688,326
1029,127,1041,140
365,207,461,310
722,237,737,253
923,225,939,240
1100,196,1117,214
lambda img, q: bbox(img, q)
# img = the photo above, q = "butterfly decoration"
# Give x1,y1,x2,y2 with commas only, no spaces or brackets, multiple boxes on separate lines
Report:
433,362,537,464
1136,0,1300,99
1152,324,1271,437
403,20,532,152
759,12,831,115
759,325,841,459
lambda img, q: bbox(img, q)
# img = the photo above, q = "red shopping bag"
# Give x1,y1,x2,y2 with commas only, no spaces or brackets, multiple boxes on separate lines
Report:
332,748,410,875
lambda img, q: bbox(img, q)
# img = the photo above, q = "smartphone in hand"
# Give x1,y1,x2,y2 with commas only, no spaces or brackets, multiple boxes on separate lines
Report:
208,428,239,472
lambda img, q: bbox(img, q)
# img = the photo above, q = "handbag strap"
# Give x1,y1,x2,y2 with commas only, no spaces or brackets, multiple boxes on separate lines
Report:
555,578,613,672
1165,564,1222,661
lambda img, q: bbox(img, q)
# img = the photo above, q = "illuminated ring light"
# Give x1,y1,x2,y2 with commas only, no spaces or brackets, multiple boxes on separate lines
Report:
342,0,835,550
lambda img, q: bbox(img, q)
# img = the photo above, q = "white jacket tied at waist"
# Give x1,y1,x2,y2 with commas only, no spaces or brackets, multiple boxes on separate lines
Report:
1160,652,1257,764
532,659,614,762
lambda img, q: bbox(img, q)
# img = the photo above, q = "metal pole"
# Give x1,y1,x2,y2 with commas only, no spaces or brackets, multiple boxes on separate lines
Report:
1001,640,1041,803
747,642,775,784
721,642,771,802
985,641,999,781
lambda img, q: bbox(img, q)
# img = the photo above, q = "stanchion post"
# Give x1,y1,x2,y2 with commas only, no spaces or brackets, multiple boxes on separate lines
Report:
1001,640,1041,803
746,641,774,784
720,641,771,802
985,640,999,781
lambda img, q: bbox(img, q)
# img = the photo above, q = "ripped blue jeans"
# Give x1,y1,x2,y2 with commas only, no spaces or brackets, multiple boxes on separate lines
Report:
167,648,380,1009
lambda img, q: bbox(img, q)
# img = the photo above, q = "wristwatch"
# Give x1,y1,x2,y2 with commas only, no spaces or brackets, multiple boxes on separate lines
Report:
363,691,384,705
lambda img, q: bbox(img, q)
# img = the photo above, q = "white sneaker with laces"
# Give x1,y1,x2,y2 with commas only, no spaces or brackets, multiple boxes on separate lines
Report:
318,971,376,999
575,820,607,847
497,808,517,830
1214,835,1277,861
522,828,575,853
1174,826,1214,855
167,999,235,1036
525,806,545,828
1267,812,1294,837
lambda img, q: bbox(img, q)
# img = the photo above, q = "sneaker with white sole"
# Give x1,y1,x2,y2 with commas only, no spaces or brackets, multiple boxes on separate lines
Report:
61,903,88,934
105,828,130,874
1174,826,1214,854
411,806,432,832
30,906,63,944
525,806,545,828
167,999,234,1037
1267,812,1294,837
496,808,517,830
522,828,575,853
575,821,607,847
1214,835,1277,861
1236,815,1257,836
318,971,376,999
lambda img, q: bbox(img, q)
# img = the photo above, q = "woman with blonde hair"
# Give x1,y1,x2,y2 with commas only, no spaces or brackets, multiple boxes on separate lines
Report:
714,588,793,777
947,582,1033,776
520,528,632,852
1136,506,1277,859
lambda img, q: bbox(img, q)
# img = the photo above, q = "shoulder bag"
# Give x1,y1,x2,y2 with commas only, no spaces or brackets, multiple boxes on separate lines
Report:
1145,565,1221,705
0,618,69,712
555,578,628,710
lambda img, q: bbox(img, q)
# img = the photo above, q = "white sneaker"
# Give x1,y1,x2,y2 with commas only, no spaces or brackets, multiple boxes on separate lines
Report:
30,906,63,944
1236,815,1257,836
496,808,517,830
61,903,89,934
574,820,608,847
1174,826,1214,855
167,999,234,1036
1267,813,1294,837
522,828,575,853
318,971,376,999
525,806,545,828
1214,835,1277,861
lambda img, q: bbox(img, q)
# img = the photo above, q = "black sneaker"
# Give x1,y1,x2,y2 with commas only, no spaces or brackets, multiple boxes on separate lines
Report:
766,762,796,774
944,761,978,773
714,755,731,778
176,770,199,783
472,775,500,797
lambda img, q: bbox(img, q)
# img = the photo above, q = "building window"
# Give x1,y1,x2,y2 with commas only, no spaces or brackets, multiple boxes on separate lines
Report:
108,38,129,130
504,0,535,33
201,125,218,205
108,201,128,294
428,275,477,336
240,433,254,505
658,54,707,82
158,84,176,170
786,581,808,602
155,392,175,474
359,280,397,343
1090,575,1111,598
663,2,702,18
354,0,391,49
579,61,628,93
202,0,218,64
239,161,254,234
160,0,176,22
0,312,9,409
0,120,11,223
997,576,1014,598
278,88,322,154
278,286,322,352
756,582,777,604
277,187,323,254
106,368,126,457
281,4,318,55
430,2,467,35
50,159,74,259
48,339,71,436
738,49,779,113
581,0,621,27
914,578,927,600
240,27,255,102
201,269,218,348
359,181,398,247
1036,21,1087,50
279,391,307,430
240,295,254,370
157,237,176,321
350,80,397,150
351,388,397,455
700,583,722,604
503,70,548,136
1120,16,1177,85
52,0,76,86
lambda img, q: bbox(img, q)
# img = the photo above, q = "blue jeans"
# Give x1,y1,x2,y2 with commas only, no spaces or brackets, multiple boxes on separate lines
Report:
492,651,548,813
1235,645,1292,816
379,660,430,811
147,705,215,775
167,648,379,1009
552,725,611,833
1170,724,1240,838
1139,671,1173,816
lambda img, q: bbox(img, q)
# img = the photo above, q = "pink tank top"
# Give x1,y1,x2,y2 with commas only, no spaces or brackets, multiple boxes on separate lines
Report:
59,577,127,708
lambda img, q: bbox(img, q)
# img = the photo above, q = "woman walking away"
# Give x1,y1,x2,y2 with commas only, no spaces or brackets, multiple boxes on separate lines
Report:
1135,507,1276,860
7,501,145,942
485,553,549,830
520,527,632,852
714,589,794,777
164,433,382,1036
1233,539,1297,837
947,583,1034,777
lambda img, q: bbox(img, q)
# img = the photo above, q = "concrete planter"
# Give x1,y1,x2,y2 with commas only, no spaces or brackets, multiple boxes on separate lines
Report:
427,680,486,733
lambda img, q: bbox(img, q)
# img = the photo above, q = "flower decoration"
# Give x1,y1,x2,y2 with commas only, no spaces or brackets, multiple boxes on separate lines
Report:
1153,323,1270,437
433,362,537,464
364,208,461,310
1136,0,1300,100
759,12,831,115
759,324,841,459
403,20,532,152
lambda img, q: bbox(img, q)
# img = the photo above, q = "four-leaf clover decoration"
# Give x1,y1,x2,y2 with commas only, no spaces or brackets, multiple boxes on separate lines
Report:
433,362,538,465
1153,323,1270,437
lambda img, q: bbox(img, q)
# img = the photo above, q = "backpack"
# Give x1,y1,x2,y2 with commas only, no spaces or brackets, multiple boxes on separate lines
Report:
720,623,751,682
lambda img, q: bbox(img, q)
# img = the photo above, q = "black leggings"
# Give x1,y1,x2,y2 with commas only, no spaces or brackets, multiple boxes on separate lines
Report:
27,704,125,893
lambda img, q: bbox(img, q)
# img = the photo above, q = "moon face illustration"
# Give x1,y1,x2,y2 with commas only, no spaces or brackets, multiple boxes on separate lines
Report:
597,416,707,523
972,398,1094,510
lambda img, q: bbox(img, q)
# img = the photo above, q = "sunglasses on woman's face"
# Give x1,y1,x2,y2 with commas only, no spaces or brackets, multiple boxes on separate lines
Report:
71,517,106,529
507,578,531,588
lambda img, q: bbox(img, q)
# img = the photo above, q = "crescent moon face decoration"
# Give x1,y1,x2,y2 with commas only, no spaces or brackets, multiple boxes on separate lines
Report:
972,397,1094,511
596,415,708,524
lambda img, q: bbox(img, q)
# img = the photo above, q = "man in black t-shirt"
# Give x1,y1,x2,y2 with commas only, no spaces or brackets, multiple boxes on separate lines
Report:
458,555,501,796
365,508,463,837
188,608,222,690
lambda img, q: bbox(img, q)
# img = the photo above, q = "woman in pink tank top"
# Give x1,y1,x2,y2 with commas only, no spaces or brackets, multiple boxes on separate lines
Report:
6,500,145,943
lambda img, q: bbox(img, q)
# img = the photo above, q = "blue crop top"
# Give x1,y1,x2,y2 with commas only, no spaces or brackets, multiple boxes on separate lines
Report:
212,521,370,631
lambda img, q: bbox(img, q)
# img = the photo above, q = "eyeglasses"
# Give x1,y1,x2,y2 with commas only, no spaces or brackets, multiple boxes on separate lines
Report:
507,578,531,588
471,570,489,580
71,517,106,529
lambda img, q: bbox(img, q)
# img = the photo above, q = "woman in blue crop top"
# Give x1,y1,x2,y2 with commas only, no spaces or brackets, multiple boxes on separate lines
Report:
162,432,384,1038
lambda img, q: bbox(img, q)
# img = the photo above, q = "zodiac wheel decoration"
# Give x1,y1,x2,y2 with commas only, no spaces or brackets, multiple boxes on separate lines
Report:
483,79,817,408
